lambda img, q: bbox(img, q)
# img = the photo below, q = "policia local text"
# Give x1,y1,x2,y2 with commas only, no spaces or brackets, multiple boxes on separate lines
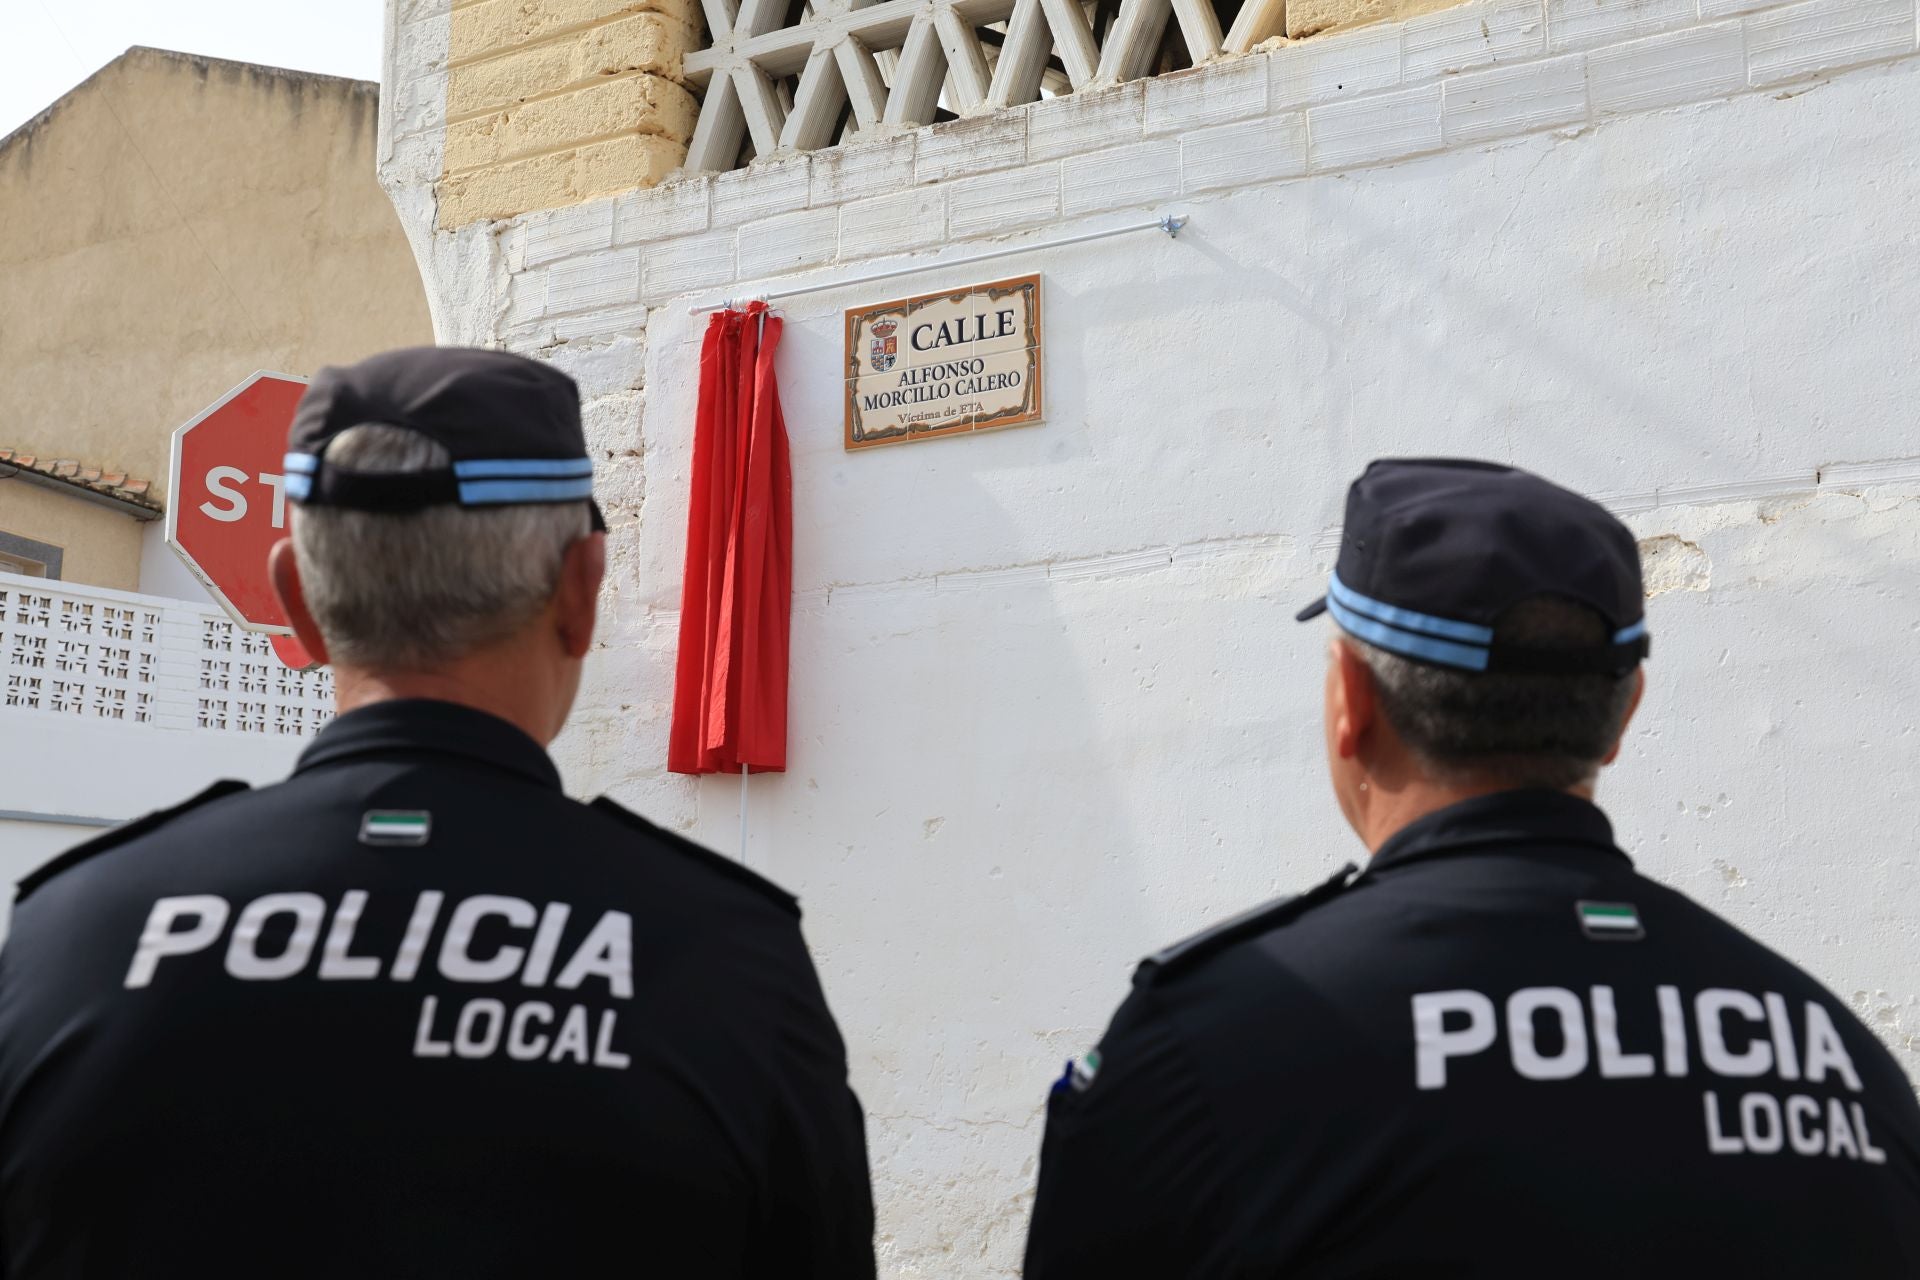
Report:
1414,984,1888,1161
125,890,633,1070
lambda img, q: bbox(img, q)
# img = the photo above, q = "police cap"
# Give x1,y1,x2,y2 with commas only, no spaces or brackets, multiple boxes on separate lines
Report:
1296,458,1648,675
283,346,605,530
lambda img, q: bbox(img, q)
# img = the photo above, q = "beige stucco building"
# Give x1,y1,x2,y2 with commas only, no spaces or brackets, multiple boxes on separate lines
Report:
0,46,432,594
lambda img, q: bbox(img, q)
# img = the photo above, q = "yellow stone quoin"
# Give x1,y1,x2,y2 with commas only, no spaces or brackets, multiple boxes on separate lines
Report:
438,0,703,228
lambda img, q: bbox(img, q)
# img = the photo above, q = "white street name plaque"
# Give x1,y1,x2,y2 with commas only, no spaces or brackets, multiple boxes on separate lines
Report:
843,274,1043,450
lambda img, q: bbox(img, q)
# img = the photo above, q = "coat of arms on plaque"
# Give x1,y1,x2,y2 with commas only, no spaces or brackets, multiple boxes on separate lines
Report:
869,319,898,373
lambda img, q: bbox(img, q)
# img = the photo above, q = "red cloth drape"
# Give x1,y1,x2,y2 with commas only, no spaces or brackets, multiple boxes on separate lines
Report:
669,302,793,775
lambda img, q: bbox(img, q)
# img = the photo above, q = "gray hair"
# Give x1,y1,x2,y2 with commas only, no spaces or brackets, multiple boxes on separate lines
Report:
1351,597,1638,791
291,425,591,669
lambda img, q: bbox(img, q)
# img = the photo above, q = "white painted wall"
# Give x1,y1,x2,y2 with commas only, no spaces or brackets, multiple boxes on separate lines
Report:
386,4,1920,1270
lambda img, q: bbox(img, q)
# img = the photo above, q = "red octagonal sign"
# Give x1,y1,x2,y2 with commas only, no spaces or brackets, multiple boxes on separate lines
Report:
166,372,316,669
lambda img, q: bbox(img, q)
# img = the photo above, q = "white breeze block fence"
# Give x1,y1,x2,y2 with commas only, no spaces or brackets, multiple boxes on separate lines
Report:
0,570,332,921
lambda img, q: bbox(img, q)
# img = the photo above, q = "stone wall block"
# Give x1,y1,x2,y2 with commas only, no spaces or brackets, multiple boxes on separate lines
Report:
445,75,698,174
546,247,643,314
1547,0,1696,52
448,12,691,120
1143,58,1270,136
711,156,813,229
810,134,920,206
1744,0,1916,84
503,267,550,327
1028,85,1145,163
946,164,1061,238
399,0,453,26
738,206,841,278
553,301,652,342
1441,52,1589,144
391,71,450,141
438,119,683,228
1180,111,1309,193
1586,21,1746,114
1307,83,1443,170
404,14,454,75
839,188,947,259
1402,0,1546,81
1060,140,1182,217
525,200,618,266
640,228,738,301
914,114,1030,183
615,178,712,242
542,334,650,399
1272,22,1404,109
575,132,686,195
453,0,700,59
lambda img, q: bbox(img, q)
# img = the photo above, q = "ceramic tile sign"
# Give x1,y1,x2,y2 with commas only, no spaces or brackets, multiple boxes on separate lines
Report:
843,274,1043,450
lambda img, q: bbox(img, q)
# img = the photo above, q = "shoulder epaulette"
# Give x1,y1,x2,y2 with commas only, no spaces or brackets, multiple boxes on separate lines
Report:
14,779,252,905
589,796,800,918
1133,862,1359,986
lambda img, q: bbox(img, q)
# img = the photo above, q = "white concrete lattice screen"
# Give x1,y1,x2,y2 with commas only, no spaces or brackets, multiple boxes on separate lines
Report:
0,573,333,739
683,0,1285,168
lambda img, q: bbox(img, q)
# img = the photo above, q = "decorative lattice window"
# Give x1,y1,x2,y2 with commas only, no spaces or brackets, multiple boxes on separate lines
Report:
684,0,1283,170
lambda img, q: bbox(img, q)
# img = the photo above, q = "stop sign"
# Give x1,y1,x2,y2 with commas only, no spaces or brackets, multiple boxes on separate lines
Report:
166,372,315,668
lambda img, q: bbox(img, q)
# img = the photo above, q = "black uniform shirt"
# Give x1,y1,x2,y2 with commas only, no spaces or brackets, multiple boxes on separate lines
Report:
0,700,874,1279
1026,790,1920,1277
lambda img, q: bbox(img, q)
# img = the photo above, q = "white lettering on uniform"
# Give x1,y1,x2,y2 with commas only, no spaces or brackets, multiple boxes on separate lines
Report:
555,910,634,998
439,895,536,982
318,889,381,980
1741,1092,1785,1153
550,1004,591,1063
392,890,444,981
1827,1098,1860,1158
125,895,231,988
1855,1103,1888,1164
1697,989,1773,1076
594,1010,630,1069
1802,1002,1863,1091
1412,990,1497,1090
414,995,451,1057
454,998,506,1058
1763,992,1801,1081
1656,985,1689,1077
1786,1095,1823,1154
509,1001,554,1059
1508,987,1588,1080
520,903,572,986
1704,1091,1745,1153
225,893,325,980
1591,985,1654,1078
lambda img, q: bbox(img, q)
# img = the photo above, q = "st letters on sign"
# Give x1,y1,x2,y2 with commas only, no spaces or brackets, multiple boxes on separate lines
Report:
844,274,1043,450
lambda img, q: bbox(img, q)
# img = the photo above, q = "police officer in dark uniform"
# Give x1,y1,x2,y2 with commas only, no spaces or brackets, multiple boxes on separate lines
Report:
1025,459,1920,1277
0,349,874,1278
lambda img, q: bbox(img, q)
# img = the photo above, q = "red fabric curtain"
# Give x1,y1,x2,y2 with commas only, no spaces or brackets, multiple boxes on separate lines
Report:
669,302,793,775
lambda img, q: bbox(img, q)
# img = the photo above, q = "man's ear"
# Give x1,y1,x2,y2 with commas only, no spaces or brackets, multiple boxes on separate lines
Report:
267,538,331,665
1601,667,1647,766
555,532,606,660
1331,637,1378,761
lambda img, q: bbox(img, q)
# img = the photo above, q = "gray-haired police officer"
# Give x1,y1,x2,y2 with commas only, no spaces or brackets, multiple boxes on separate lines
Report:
1025,458,1920,1277
0,349,874,1278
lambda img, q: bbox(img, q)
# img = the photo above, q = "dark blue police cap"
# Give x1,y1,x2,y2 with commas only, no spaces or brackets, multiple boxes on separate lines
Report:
283,347,604,531
1296,459,1648,676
